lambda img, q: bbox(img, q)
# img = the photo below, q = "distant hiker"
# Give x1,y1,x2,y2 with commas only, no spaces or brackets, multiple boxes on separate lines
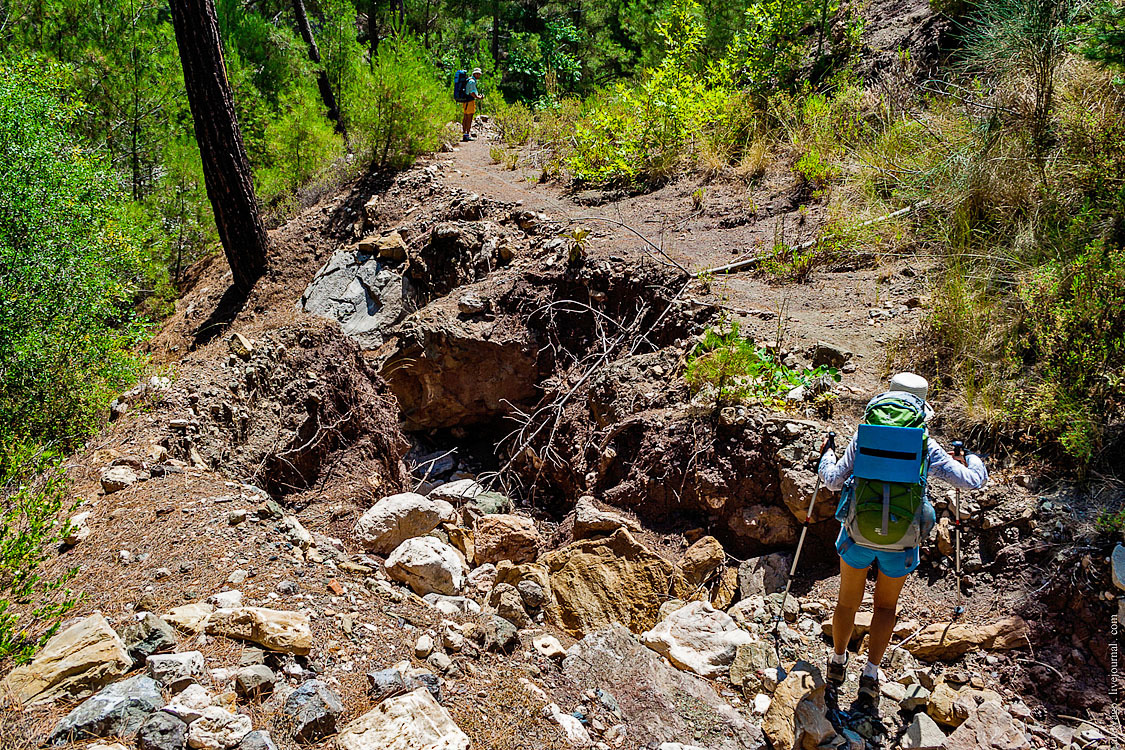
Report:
454,67,484,142
818,372,988,701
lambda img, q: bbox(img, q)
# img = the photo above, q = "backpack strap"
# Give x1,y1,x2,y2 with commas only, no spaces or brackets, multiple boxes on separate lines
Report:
882,483,891,536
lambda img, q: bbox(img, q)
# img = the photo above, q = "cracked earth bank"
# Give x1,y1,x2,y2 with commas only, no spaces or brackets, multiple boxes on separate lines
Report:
0,115,1120,750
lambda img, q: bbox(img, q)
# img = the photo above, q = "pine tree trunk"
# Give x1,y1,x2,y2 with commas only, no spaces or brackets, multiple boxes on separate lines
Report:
169,0,269,293
292,0,343,131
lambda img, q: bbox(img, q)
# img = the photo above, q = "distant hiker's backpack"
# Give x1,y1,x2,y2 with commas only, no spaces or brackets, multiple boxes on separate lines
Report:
453,70,472,102
836,391,933,550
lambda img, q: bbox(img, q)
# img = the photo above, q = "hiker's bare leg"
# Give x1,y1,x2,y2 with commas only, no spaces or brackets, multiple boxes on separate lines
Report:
867,570,908,666
462,112,473,135
832,559,868,656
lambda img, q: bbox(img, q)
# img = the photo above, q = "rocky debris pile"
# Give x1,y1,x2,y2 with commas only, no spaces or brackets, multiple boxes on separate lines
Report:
160,326,407,497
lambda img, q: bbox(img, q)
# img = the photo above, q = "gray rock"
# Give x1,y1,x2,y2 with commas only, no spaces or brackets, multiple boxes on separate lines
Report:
1112,543,1125,592
900,684,932,712
561,624,762,750
282,679,344,743
902,712,947,750
738,553,792,598
517,579,547,609
238,730,278,750
276,580,298,595
119,613,178,667
469,491,512,516
729,641,774,694
488,614,519,653
300,249,412,349
233,665,276,700
137,711,188,750
48,674,164,745
147,651,204,690
366,668,408,702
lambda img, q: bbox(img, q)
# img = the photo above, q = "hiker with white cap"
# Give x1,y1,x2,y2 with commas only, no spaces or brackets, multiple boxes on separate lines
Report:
817,372,988,701
460,67,484,142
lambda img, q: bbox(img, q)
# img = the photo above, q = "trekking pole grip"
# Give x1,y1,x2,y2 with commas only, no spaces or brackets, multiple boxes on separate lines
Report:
952,440,964,457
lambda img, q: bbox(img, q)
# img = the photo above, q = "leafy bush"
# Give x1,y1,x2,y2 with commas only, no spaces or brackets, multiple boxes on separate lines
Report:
0,61,154,469
685,318,840,407
258,85,346,214
0,450,79,664
343,35,457,168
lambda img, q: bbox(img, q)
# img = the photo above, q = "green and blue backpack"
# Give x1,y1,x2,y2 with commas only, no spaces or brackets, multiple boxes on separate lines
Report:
836,391,933,550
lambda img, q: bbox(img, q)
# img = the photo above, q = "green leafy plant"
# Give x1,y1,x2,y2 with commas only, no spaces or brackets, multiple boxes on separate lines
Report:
684,317,840,408
0,450,80,664
342,34,455,168
0,61,155,470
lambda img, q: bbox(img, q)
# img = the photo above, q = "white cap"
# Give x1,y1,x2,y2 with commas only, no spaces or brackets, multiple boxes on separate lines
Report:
472,67,483,76
889,372,928,401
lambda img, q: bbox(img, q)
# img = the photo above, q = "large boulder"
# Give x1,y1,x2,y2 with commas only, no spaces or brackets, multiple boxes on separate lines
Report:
561,624,762,749
335,687,471,750
2,612,131,705
299,249,412,350
47,674,164,746
737,552,792,598
762,661,837,750
640,601,754,677
354,492,454,555
204,608,312,655
541,529,684,637
381,298,539,430
945,701,1030,750
904,617,1030,661
385,536,468,596
473,514,541,564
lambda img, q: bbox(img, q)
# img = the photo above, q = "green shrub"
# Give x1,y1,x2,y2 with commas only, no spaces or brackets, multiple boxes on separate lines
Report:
685,318,840,408
0,450,79,664
258,85,346,212
0,61,154,469
343,35,457,168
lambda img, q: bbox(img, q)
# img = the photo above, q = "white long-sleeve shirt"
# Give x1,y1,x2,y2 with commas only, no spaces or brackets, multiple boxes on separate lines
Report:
818,435,988,494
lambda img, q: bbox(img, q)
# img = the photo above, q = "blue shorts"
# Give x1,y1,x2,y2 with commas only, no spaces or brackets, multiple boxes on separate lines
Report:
836,528,919,578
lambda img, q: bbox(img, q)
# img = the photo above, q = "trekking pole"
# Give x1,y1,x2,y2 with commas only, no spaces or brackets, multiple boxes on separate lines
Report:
772,431,835,669
951,440,965,618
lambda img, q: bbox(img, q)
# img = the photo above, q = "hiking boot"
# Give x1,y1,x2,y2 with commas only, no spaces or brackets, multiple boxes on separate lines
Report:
826,655,847,686
858,672,879,702
461,134,471,142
